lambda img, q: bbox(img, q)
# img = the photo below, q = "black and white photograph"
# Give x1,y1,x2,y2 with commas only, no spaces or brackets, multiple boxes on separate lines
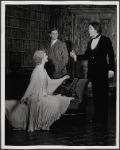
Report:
1,1,119,149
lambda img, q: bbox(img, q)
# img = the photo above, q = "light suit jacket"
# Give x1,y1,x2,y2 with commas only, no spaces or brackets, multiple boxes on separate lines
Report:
45,39,69,78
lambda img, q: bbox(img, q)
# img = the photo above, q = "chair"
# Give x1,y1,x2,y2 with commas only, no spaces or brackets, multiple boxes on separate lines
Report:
68,78,89,110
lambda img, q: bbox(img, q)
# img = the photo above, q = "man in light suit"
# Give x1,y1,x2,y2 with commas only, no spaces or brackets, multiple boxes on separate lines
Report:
45,27,69,79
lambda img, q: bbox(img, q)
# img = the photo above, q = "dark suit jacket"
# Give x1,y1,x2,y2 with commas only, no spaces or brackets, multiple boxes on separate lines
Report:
77,35,115,82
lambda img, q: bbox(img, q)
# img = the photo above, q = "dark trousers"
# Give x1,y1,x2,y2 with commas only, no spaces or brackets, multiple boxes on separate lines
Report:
92,78,109,123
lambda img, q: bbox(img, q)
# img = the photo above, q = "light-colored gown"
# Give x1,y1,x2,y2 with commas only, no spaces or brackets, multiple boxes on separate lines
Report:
5,65,73,131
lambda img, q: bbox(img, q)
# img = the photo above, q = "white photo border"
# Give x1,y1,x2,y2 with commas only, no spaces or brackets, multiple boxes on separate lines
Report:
1,1,119,149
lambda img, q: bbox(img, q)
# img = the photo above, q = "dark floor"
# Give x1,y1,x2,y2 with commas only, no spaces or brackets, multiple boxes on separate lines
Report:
5,96,116,147
5,76,117,147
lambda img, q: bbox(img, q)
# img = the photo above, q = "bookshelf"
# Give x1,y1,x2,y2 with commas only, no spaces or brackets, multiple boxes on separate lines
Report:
5,5,51,74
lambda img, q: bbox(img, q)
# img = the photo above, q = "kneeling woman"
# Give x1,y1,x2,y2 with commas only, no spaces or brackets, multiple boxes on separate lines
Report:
5,50,74,132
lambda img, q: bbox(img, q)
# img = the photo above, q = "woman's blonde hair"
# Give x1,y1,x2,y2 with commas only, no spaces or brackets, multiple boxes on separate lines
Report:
33,49,45,65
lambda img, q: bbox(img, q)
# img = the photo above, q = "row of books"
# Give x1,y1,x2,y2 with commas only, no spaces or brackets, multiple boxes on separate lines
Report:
6,39,29,51
5,5,52,72
6,51,35,68
6,28,49,40
20,52,34,67
6,5,50,13
6,39,46,51
6,17,50,29
6,6,50,21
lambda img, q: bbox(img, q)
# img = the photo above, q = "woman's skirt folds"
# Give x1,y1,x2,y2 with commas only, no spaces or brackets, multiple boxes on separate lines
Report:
5,95,73,130
5,100,28,130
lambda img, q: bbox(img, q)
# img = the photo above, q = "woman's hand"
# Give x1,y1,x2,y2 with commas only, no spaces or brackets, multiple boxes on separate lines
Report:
108,70,114,78
63,75,70,80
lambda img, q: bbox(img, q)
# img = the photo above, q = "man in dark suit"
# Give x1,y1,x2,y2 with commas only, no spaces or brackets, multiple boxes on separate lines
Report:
70,22,115,124
45,27,69,79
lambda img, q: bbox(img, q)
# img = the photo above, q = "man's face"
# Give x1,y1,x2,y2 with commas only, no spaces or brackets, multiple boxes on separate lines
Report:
50,30,58,40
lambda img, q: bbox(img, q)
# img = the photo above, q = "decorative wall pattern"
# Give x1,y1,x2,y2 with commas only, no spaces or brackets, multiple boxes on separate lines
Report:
73,13,116,54
56,5,117,56
74,16,90,55
55,5,117,79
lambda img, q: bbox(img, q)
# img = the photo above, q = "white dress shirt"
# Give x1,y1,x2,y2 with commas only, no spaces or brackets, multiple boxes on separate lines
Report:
91,35,101,50
51,39,58,47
